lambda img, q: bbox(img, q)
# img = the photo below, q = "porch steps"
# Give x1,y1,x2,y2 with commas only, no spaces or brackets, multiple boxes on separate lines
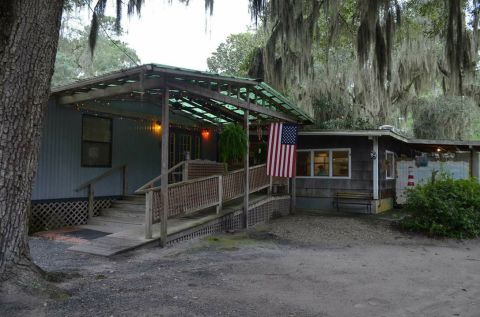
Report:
100,208,144,219
68,195,271,257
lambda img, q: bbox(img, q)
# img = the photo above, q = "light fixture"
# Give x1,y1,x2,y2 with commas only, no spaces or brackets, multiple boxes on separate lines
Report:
152,121,162,135
201,129,210,140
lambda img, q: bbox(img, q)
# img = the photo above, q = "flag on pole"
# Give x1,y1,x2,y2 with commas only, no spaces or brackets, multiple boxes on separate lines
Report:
267,122,298,178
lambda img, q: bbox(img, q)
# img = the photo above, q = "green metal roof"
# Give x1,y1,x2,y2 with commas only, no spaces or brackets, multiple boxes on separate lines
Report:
52,63,314,126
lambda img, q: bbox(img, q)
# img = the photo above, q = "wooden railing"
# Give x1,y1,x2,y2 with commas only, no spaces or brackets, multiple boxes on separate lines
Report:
75,164,127,220
222,164,270,201
135,160,227,194
135,161,186,194
143,164,272,239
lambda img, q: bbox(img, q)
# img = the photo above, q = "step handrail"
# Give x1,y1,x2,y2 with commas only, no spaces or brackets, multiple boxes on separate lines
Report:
75,164,128,221
135,161,186,194
75,164,127,192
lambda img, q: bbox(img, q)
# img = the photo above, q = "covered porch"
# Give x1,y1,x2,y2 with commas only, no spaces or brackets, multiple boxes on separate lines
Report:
49,64,312,255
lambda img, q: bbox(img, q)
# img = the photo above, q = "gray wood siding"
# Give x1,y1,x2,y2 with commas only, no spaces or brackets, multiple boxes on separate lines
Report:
32,101,162,200
296,135,373,198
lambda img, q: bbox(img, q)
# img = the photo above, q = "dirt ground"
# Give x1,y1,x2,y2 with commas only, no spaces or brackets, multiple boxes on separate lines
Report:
2,212,480,317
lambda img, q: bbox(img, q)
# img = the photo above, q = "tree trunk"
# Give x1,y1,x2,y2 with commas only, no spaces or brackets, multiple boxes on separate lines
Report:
0,0,64,282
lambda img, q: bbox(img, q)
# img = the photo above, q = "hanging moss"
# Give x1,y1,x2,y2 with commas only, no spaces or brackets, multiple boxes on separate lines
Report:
408,96,478,140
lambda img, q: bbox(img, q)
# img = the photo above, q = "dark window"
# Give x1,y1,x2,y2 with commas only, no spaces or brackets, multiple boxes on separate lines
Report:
81,115,112,167
296,151,311,176
385,151,395,179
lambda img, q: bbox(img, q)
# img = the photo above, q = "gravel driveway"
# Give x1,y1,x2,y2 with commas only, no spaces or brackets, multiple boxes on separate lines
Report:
3,212,480,317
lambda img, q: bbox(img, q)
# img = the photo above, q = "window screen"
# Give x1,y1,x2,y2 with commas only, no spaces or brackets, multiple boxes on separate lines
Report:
81,115,112,167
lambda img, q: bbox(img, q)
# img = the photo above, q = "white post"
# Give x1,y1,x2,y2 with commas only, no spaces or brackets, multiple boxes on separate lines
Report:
291,164,297,214
145,191,153,239
160,86,169,247
244,109,250,228
216,175,223,214
372,136,379,202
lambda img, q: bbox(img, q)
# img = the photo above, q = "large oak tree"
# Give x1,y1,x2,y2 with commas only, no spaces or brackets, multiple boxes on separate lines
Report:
0,0,66,291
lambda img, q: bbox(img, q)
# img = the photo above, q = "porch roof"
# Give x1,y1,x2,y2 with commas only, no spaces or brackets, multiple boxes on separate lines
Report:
299,129,480,151
51,63,313,126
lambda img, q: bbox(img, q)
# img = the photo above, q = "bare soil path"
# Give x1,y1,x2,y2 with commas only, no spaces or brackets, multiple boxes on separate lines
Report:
2,212,480,317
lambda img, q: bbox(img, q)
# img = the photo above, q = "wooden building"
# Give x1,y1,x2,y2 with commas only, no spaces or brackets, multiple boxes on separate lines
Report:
30,64,312,255
295,129,480,213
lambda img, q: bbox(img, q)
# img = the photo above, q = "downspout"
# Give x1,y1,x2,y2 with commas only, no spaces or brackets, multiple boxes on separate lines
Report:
372,137,379,210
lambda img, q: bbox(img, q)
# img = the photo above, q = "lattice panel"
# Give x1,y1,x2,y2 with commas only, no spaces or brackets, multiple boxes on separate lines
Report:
168,211,243,245
248,201,272,227
29,198,115,233
168,196,291,246
273,197,291,217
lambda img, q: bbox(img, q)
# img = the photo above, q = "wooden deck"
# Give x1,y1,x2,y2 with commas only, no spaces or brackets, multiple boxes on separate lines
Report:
68,162,290,256
68,194,278,256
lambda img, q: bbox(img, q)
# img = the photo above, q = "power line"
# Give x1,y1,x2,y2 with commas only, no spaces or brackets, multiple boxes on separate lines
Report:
86,3,140,66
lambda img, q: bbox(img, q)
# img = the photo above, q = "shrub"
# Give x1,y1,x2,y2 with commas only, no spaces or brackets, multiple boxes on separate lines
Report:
401,175,480,239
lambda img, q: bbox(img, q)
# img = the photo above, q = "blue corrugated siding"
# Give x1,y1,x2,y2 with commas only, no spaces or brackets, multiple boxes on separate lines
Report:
32,101,162,200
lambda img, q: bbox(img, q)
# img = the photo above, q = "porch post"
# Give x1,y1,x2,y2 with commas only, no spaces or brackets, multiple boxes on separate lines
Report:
88,184,94,220
244,109,250,228
372,136,379,202
160,86,169,247
291,166,297,214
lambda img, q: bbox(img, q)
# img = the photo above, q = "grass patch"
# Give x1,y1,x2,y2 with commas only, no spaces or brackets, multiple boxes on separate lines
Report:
205,233,256,251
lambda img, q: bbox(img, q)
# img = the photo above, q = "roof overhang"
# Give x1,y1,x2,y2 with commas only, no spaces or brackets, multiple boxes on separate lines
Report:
51,64,313,126
299,129,480,150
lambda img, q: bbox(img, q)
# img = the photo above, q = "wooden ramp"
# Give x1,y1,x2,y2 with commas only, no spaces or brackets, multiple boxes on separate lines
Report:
68,194,287,257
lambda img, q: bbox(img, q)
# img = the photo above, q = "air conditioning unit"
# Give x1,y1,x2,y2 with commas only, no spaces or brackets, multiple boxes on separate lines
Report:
378,125,395,131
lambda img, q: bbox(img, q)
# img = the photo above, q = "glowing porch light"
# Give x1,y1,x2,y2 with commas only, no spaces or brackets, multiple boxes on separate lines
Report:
201,129,210,140
152,122,162,135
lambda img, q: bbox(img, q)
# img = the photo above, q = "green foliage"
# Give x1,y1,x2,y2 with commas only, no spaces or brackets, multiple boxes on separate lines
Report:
52,15,140,86
311,97,375,130
318,117,376,130
218,124,248,164
401,175,480,238
207,32,262,77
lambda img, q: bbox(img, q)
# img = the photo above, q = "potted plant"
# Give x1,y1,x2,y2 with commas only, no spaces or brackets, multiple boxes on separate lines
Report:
218,124,248,170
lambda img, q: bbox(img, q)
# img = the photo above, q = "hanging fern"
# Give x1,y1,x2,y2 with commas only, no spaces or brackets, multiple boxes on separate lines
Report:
218,124,248,164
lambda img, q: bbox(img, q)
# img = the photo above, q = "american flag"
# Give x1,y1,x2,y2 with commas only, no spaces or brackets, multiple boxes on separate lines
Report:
267,122,298,178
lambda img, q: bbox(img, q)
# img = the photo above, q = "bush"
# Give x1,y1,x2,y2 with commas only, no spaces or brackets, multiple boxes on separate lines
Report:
401,175,480,239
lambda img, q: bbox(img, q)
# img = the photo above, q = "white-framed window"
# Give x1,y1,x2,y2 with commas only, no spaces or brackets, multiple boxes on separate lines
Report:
385,150,395,179
296,149,351,178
